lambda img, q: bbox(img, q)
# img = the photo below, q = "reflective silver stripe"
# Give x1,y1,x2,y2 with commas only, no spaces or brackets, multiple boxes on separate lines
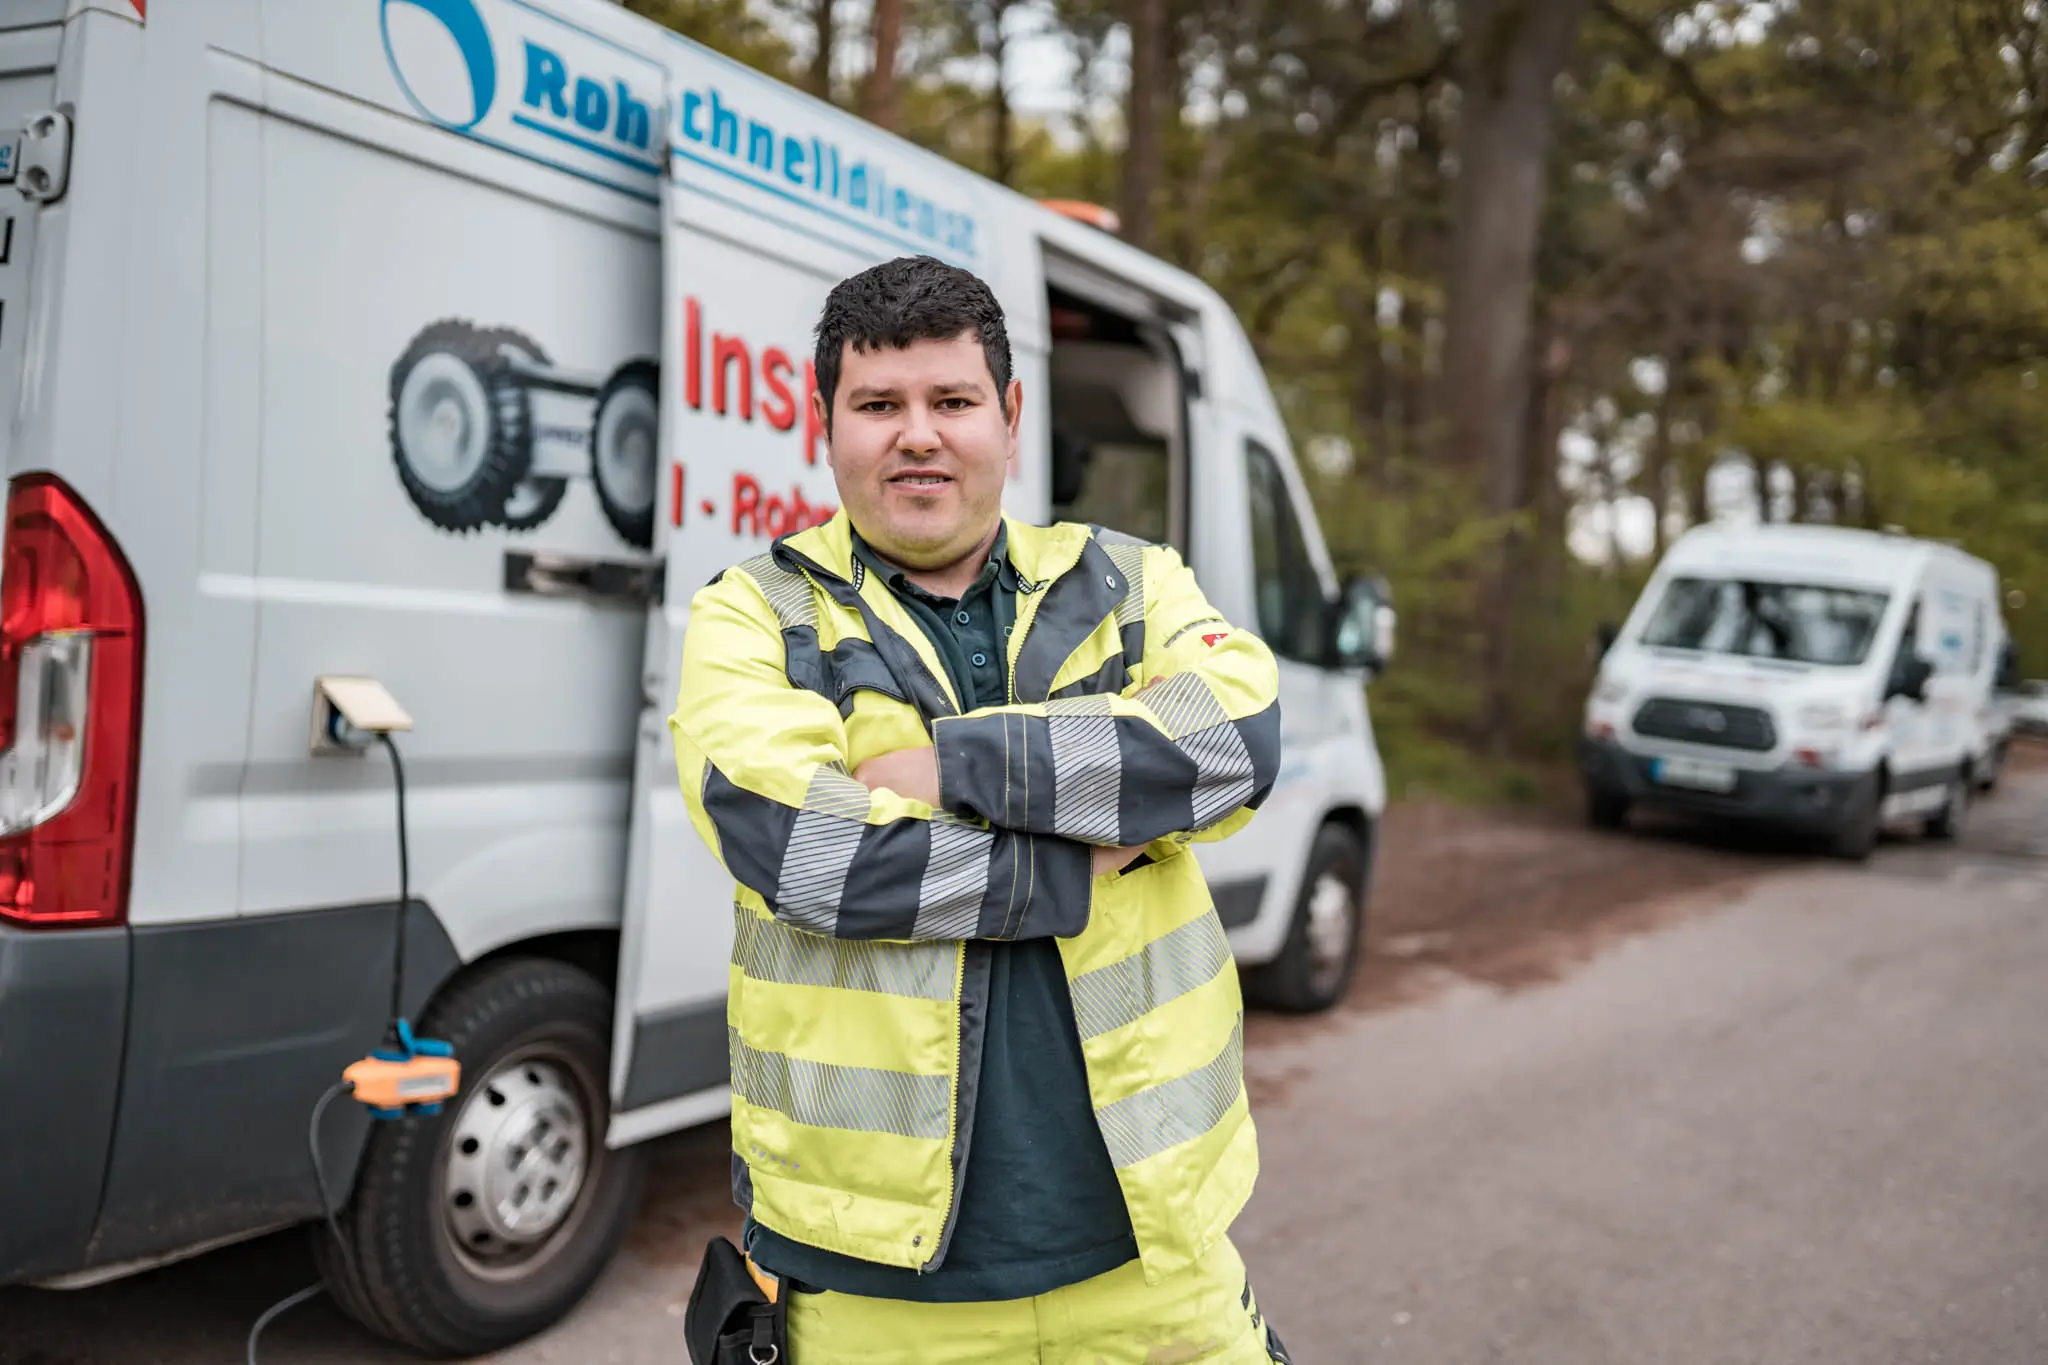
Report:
734,908,958,1001
1069,913,1233,1041
1105,543,1146,628
1048,705,1123,843
729,1027,951,1141
739,554,818,631
1139,671,1229,740
1181,721,1257,828
774,766,871,933
915,816,992,939
1095,1016,1245,1168
1163,617,1230,650
1135,672,1257,828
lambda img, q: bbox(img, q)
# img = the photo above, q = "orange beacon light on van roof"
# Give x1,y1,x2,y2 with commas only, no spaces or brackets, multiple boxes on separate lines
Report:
1039,200,1122,234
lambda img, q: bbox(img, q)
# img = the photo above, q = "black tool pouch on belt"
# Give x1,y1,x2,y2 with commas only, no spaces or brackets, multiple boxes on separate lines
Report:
685,1236,790,1365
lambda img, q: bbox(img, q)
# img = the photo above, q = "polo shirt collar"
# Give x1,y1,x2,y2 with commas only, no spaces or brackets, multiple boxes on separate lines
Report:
850,520,1016,602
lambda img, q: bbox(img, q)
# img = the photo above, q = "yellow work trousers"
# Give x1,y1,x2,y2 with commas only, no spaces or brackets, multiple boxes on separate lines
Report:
782,1237,1289,1364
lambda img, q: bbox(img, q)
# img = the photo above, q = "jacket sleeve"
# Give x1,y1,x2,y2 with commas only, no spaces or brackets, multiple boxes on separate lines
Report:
671,569,1094,942
931,544,1282,848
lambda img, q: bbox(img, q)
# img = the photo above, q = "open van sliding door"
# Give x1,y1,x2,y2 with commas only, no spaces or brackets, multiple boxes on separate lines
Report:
607,59,999,1144
607,168,842,1147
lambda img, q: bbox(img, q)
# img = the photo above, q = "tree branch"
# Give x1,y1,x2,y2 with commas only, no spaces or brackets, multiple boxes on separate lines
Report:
1592,0,1728,128
1316,44,1459,157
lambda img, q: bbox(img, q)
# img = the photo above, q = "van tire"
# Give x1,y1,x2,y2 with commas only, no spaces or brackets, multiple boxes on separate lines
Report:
590,360,660,550
314,958,646,1358
1828,774,1882,861
1976,742,2005,794
390,320,540,535
1924,771,1969,841
1585,787,1630,831
1242,823,1369,1015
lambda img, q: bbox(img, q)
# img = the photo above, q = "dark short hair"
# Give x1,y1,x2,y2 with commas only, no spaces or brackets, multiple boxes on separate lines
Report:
813,256,1012,431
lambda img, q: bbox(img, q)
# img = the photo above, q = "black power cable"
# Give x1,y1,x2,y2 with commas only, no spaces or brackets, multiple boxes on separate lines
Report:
375,732,411,1030
247,723,416,1362
245,1078,352,1365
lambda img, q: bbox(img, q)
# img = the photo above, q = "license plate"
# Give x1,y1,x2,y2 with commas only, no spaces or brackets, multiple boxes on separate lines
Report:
1650,755,1737,793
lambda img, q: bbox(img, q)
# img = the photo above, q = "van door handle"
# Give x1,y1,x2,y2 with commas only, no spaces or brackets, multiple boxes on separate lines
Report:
503,550,662,606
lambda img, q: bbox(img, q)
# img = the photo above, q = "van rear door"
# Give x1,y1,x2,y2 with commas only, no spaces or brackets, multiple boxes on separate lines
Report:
0,11,62,477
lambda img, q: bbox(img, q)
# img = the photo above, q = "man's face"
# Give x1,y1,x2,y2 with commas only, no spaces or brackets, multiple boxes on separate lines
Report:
816,331,1020,570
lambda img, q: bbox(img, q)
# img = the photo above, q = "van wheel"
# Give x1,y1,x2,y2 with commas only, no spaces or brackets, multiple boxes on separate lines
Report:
314,958,646,1358
590,360,660,550
1976,742,2005,794
1242,824,1369,1015
390,320,540,534
1586,787,1630,831
1828,774,1882,861
1924,772,1969,842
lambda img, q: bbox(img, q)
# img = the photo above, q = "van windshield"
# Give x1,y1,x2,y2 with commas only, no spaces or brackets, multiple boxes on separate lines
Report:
1639,576,1890,666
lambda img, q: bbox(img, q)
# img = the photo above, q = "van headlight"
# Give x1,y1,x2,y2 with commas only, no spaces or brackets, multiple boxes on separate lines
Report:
1796,702,1849,730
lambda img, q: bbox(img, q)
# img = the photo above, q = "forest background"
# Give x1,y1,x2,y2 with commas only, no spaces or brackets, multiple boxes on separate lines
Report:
627,0,2048,803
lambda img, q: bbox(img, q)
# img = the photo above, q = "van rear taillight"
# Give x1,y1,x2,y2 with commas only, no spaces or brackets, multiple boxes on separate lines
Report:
0,475,144,928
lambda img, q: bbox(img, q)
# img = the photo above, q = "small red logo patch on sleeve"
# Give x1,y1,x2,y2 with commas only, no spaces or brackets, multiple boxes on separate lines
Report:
1201,632,1230,648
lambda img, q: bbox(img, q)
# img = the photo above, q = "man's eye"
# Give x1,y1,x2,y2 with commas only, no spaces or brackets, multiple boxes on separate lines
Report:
859,401,895,414
937,397,971,411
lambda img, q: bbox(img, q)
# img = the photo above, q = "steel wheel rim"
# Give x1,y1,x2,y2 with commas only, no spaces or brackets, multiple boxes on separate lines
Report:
594,384,657,516
398,352,492,493
440,1047,596,1281
1304,871,1356,995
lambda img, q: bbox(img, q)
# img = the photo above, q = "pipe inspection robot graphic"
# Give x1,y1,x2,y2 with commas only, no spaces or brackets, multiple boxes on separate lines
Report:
389,319,660,550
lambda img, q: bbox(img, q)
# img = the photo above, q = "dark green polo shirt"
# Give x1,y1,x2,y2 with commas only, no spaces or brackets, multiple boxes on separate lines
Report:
744,525,1139,1303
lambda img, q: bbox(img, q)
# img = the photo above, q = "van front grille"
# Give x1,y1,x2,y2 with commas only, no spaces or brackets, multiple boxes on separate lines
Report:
1632,697,1776,752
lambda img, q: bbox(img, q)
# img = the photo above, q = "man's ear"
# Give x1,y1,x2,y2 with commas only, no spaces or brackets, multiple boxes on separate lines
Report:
812,389,834,466
1002,378,1024,479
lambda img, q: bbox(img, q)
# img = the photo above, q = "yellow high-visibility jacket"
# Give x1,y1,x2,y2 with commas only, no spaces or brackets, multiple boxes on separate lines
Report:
671,512,1282,1286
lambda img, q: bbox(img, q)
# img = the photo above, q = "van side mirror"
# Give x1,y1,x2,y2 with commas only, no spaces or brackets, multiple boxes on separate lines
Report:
1326,574,1394,676
1594,621,1619,657
1888,654,1935,703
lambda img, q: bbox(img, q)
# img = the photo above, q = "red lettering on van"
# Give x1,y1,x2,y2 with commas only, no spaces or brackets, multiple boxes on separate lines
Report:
713,334,753,419
761,349,797,432
685,298,703,411
731,472,835,539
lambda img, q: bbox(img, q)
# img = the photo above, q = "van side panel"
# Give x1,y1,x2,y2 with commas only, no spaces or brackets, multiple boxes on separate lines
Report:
235,98,658,951
0,926,127,1282
84,903,460,1265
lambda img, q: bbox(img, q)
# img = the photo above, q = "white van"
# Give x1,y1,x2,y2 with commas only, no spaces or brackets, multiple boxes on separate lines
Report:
1581,522,2009,859
0,0,1393,1351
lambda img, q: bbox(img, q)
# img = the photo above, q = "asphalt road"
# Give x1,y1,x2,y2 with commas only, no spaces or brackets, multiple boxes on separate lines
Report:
4,772,2044,1365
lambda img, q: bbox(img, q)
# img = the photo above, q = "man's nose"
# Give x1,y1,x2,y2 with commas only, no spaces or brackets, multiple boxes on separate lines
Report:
898,402,941,455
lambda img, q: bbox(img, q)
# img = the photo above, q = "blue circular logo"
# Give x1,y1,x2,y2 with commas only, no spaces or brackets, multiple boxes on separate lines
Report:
381,0,497,132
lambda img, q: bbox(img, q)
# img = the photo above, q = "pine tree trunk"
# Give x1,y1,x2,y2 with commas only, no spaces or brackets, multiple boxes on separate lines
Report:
1438,0,1591,500
860,0,903,130
810,0,836,103
1119,0,1166,251
990,0,1014,185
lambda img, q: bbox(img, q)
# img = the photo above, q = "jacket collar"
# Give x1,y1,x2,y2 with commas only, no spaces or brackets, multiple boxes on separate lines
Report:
778,512,1094,594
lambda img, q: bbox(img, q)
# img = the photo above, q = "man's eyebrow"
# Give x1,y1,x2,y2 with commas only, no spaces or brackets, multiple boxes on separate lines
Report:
844,383,903,404
928,379,989,397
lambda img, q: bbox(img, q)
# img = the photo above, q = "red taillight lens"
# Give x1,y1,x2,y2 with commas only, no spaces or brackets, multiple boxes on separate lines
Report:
0,474,145,928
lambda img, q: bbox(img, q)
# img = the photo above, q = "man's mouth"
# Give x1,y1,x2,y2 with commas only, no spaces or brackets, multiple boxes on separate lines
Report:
888,472,952,487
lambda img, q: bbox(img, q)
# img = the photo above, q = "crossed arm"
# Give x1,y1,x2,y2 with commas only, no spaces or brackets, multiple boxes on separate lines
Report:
671,555,1281,944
